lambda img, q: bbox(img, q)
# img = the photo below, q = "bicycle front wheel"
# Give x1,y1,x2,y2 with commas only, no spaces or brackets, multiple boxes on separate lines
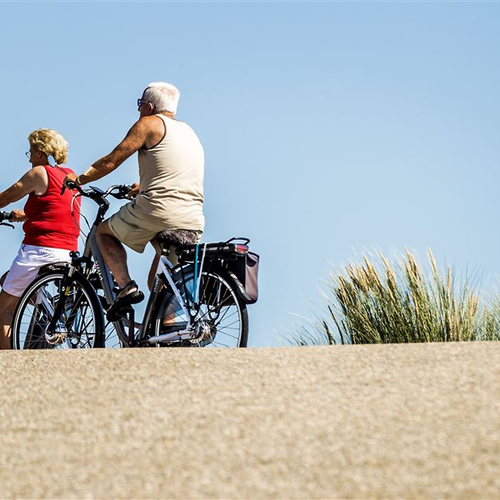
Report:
12,271,105,350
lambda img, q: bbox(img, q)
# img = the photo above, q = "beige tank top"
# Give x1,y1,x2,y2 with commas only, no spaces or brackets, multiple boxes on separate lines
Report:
135,114,205,231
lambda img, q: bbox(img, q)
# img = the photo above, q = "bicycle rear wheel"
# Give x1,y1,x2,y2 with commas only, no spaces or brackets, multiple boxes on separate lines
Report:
12,271,104,349
153,270,248,347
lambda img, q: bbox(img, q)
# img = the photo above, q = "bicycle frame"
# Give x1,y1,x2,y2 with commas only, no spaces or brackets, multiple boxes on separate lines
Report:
85,236,198,346
74,190,200,346
144,256,194,344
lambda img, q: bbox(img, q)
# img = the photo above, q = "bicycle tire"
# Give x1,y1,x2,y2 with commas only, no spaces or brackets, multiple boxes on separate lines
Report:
88,271,128,348
12,271,105,349
152,269,249,347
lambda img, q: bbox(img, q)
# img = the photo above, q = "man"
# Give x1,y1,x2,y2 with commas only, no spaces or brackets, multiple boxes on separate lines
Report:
64,82,205,320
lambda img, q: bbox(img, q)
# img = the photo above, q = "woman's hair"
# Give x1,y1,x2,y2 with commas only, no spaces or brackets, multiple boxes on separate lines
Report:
143,82,180,115
28,128,69,164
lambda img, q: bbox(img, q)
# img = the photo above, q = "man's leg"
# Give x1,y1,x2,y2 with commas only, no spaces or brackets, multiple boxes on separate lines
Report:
96,220,132,289
0,289,20,350
148,254,161,291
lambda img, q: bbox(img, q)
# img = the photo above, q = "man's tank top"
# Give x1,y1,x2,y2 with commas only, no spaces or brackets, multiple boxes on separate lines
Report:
135,114,205,231
23,165,81,250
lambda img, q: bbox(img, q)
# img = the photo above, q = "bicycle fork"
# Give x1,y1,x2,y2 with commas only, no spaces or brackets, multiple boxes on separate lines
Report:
44,265,76,344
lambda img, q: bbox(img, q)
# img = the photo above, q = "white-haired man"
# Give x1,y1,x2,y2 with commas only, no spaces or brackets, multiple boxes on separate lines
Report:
64,82,205,320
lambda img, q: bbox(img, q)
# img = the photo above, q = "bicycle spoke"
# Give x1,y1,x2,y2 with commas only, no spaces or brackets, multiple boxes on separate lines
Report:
157,270,247,348
13,273,103,349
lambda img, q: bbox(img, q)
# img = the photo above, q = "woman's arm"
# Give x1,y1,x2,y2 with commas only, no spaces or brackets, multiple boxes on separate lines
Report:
0,167,48,209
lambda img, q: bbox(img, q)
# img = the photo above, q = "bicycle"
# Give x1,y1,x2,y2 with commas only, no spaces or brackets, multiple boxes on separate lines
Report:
11,184,258,349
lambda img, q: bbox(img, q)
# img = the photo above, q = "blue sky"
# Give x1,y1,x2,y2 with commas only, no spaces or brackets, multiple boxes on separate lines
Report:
1,2,499,346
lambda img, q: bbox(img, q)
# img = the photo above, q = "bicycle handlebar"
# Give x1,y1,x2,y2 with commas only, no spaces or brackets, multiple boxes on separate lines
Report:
61,183,134,202
0,210,13,222
108,184,135,200
0,210,14,229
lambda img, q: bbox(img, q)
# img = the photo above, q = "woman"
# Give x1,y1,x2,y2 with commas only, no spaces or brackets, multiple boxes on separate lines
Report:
0,128,80,349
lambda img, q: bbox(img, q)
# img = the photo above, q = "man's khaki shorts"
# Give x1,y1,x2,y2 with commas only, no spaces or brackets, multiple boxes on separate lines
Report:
107,202,169,254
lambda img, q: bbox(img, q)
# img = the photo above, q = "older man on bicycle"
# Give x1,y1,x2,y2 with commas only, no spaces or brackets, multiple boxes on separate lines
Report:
64,82,204,321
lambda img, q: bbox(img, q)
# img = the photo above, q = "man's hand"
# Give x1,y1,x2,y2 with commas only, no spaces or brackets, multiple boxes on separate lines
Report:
10,209,27,222
127,182,140,199
63,173,78,189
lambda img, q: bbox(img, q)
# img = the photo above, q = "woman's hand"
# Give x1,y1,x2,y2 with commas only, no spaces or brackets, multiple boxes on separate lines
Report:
10,209,27,222
127,182,140,199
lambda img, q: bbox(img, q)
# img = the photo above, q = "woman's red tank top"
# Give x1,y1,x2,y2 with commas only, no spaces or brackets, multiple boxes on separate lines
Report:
23,165,81,250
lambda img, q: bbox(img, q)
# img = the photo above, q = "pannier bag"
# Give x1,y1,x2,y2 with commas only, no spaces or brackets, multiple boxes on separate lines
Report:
230,251,259,304
176,238,260,305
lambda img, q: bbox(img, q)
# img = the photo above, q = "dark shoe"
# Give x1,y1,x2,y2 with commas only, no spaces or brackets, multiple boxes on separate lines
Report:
107,280,144,322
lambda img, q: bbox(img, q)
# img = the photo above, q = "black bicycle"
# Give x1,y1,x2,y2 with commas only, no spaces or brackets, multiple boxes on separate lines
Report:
11,184,258,349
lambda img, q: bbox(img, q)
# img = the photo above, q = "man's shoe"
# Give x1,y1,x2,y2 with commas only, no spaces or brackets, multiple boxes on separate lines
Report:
107,280,144,322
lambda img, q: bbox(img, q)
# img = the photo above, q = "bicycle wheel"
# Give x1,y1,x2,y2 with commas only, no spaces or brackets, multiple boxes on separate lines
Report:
153,270,248,347
103,315,139,348
12,271,105,349
88,271,128,348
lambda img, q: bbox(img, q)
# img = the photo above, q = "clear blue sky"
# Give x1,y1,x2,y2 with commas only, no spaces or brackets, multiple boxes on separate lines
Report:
1,2,499,346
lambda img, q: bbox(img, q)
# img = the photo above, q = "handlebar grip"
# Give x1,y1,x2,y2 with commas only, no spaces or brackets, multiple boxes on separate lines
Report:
109,184,135,200
0,210,12,221
61,180,77,195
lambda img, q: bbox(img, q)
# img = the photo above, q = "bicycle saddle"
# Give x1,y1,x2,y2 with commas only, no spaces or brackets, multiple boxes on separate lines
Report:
155,229,199,249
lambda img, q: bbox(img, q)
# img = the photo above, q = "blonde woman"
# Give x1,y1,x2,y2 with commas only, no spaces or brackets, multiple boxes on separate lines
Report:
0,129,81,349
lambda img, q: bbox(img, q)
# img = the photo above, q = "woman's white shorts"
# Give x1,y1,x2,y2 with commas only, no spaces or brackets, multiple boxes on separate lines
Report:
2,244,72,297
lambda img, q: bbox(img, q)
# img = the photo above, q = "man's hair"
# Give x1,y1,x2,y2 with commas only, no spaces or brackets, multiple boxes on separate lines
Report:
28,128,69,164
143,82,180,115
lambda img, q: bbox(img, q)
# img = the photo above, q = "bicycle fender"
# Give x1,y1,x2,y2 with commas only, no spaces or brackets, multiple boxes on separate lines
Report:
224,270,253,304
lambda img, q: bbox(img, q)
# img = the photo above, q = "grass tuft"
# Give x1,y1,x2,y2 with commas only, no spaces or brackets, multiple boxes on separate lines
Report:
291,249,500,345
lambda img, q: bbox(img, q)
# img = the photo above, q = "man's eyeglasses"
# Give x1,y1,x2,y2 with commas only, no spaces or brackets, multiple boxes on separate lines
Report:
137,98,153,110
25,151,31,160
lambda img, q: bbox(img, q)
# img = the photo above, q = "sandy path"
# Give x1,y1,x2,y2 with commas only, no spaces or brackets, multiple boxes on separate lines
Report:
1,342,499,499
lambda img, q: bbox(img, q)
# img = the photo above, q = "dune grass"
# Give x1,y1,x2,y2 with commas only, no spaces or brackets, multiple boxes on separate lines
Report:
290,250,500,345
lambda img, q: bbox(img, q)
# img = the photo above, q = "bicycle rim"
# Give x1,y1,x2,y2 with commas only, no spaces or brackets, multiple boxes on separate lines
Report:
103,318,128,348
154,271,248,347
12,272,104,349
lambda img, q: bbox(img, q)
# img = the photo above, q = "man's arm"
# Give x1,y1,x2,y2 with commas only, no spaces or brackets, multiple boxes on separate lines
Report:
0,167,47,209
10,209,27,222
70,117,152,186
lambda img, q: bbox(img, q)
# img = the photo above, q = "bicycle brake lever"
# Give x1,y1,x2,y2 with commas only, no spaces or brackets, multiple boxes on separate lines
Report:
0,222,14,229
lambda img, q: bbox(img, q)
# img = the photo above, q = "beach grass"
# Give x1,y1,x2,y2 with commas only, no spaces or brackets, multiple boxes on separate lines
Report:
289,250,500,345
